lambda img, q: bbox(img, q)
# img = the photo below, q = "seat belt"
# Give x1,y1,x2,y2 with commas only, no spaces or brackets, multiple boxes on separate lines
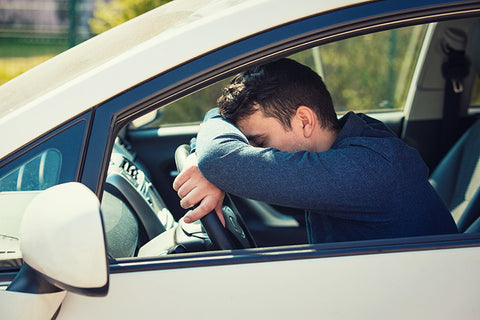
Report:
440,44,470,155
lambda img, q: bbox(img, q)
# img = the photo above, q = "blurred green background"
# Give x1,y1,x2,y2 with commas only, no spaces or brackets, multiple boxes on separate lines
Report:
0,0,171,85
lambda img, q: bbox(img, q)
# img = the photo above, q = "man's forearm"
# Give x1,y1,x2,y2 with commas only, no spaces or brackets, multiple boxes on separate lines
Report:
194,109,396,212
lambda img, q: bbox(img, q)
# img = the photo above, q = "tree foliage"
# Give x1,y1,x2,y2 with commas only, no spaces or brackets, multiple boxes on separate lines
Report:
89,0,172,34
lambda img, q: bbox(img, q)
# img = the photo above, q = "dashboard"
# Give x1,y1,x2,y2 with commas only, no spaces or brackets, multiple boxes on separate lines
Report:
101,138,212,259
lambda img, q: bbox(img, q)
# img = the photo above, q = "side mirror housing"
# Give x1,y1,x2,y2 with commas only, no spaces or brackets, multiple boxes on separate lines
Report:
1,182,109,319
13,182,109,295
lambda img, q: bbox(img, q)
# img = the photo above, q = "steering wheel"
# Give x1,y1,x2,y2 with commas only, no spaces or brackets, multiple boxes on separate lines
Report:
175,144,256,250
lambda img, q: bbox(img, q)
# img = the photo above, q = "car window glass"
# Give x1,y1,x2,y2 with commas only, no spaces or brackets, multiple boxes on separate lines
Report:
0,149,61,268
0,120,86,269
0,149,61,192
145,24,427,128
290,24,427,113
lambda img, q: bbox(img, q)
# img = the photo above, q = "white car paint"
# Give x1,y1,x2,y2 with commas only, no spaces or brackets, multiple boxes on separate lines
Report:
0,0,370,160
57,246,480,319
0,291,66,320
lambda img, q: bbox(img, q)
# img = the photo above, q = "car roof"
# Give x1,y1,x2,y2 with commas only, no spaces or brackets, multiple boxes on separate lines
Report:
0,0,370,159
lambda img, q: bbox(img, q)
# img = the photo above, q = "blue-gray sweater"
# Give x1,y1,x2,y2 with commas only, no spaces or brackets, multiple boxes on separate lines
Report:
196,109,458,243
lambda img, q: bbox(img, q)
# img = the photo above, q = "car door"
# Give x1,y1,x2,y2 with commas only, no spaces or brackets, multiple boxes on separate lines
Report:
56,241,480,319
58,4,480,319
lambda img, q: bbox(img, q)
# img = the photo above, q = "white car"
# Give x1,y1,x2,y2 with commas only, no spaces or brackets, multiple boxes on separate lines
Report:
1,0,480,319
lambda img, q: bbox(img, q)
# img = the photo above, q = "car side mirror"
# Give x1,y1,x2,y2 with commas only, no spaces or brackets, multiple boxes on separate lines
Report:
0,183,109,319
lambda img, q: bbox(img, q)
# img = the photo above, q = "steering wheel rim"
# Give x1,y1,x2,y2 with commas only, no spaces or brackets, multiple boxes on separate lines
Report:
175,144,255,250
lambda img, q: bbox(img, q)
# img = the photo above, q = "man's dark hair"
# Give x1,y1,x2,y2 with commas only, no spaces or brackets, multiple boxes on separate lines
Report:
217,58,340,131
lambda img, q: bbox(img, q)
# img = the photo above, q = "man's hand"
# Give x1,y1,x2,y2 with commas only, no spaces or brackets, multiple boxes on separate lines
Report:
173,153,225,226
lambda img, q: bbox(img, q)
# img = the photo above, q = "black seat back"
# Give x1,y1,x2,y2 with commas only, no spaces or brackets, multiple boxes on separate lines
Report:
429,21,480,232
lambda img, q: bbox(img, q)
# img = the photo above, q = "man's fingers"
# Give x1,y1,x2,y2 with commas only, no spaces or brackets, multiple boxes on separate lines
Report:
176,178,195,199
173,155,198,191
172,170,188,191
184,195,218,223
179,185,202,209
173,152,226,227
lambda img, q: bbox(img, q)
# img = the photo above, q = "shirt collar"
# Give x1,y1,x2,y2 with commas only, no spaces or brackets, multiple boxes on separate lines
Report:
331,112,366,147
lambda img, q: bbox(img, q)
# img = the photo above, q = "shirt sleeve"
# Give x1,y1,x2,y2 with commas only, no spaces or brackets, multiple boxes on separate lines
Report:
196,109,395,212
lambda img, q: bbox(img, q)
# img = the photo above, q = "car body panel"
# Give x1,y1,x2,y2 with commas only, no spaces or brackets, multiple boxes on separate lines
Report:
57,244,480,319
0,291,66,320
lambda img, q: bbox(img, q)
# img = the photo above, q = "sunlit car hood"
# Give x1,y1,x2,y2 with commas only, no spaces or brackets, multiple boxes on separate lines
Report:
0,0,370,159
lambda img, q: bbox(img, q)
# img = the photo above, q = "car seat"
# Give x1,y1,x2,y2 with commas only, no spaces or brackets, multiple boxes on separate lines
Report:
429,21,480,232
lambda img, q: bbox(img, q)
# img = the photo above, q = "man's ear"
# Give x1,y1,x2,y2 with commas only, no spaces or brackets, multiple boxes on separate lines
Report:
295,106,316,138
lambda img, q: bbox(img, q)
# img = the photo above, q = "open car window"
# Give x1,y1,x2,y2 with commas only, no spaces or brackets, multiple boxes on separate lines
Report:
103,18,477,262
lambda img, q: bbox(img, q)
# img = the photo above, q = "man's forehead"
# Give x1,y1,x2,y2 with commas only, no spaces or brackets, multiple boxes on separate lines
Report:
237,108,262,127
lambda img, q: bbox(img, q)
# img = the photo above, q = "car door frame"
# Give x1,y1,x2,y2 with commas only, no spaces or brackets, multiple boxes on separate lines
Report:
78,0,480,253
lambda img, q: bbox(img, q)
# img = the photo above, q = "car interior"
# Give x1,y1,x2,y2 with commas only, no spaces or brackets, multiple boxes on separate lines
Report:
95,16,480,260
424,19,480,233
